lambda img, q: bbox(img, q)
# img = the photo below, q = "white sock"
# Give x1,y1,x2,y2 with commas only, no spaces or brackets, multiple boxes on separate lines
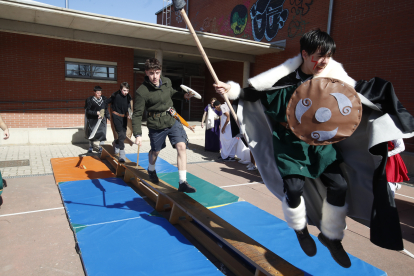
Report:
179,170,186,184
148,163,156,171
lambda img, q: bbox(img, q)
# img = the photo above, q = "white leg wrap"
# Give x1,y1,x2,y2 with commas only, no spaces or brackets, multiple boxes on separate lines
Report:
282,196,307,231
321,198,348,240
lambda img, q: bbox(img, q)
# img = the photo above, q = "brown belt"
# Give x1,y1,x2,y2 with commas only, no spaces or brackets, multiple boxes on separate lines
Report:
112,111,127,117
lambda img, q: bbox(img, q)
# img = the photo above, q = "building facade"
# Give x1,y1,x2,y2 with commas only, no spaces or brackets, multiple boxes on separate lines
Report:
157,0,414,151
0,0,412,150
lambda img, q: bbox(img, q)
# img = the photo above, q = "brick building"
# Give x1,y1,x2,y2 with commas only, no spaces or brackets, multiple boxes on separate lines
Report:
0,0,279,145
157,0,414,150
1,0,413,150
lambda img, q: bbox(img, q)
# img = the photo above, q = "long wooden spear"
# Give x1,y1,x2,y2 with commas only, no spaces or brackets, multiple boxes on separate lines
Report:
172,0,240,126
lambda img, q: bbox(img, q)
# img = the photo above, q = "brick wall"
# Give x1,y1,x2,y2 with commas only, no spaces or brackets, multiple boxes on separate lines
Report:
204,60,244,105
0,32,134,128
331,0,414,151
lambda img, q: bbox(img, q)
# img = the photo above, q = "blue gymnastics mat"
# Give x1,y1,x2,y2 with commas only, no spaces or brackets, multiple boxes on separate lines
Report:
59,177,222,276
126,153,178,173
211,201,386,276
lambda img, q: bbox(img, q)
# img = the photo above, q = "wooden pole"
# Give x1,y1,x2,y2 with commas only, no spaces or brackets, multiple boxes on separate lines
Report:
136,145,140,168
180,9,239,126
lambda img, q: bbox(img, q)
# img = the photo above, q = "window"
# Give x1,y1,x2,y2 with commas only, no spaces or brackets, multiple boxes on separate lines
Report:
65,62,117,80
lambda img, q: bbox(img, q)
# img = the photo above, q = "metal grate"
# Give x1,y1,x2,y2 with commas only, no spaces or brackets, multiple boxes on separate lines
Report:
0,160,30,168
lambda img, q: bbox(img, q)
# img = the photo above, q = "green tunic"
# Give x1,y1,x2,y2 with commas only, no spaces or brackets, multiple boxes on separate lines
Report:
259,78,342,179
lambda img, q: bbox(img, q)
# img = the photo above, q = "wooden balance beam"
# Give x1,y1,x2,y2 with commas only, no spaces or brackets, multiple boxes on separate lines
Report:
100,144,303,276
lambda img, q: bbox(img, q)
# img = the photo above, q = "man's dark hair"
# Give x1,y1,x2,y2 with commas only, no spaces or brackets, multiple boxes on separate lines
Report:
145,58,162,71
300,29,336,57
94,86,102,92
213,100,221,107
120,82,130,90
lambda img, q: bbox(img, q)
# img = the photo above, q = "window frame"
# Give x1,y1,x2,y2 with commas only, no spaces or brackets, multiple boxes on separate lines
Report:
65,61,117,81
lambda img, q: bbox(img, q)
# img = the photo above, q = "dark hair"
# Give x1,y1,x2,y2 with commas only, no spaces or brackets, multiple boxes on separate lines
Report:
94,86,102,92
213,100,221,107
120,82,130,90
300,29,336,57
145,58,162,71
210,97,217,102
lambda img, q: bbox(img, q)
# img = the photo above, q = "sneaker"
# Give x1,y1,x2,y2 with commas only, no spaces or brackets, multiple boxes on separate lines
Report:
246,163,254,169
238,160,250,164
98,147,103,154
294,227,317,257
395,183,402,191
147,169,159,183
87,147,93,153
318,233,351,268
178,181,197,193
223,157,236,162
247,166,258,171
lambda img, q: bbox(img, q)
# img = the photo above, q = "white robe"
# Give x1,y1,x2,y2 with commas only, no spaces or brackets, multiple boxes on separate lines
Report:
220,103,238,159
236,137,251,163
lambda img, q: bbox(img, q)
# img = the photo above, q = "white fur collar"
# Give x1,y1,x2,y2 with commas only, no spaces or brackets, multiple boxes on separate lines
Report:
226,54,357,100
249,54,356,90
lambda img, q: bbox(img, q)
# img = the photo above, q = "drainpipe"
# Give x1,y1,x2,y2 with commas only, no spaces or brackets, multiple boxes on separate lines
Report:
327,0,334,35
65,0,69,9
185,0,189,29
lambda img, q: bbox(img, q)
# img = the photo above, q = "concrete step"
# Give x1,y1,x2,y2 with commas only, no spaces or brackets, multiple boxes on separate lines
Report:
0,121,204,145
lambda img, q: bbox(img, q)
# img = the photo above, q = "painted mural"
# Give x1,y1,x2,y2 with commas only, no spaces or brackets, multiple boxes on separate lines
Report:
230,5,248,35
287,0,313,38
250,0,289,41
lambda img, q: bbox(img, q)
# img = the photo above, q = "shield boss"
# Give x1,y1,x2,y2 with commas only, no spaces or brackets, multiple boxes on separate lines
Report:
286,78,362,145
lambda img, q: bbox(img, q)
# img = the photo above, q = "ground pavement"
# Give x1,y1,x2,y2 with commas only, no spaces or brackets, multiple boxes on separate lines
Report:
1,139,414,275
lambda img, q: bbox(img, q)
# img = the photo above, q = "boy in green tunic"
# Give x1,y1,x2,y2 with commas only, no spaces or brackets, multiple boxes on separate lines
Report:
132,58,197,193
214,30,351,268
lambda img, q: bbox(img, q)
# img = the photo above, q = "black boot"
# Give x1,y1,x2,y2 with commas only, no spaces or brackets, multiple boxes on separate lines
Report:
147,169,159,183
318,233,351,268
178,181,197,193
294,226,317,257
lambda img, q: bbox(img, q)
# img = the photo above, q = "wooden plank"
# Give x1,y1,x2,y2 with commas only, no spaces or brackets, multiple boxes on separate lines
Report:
115,163,126,177
255,269,267,276
105,156,117,171
123,163,178,195
128,176,158,203
178,219,253,276
166,193,303,276
155,193,173,212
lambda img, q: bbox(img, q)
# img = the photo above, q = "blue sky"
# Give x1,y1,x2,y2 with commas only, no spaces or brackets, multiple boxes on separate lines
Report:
34,0,163,24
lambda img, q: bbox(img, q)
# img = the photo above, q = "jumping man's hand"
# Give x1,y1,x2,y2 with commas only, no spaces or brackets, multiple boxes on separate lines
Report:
213,81,231,95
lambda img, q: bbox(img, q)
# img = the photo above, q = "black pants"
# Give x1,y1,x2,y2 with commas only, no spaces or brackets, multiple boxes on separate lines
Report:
283,161,348,208
112,114,127,150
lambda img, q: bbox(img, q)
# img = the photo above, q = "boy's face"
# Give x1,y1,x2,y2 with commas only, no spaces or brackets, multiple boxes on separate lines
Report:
121,87,129,96
94,90,102,99
301,48,331,75
214,105,221,112
146,69,161,86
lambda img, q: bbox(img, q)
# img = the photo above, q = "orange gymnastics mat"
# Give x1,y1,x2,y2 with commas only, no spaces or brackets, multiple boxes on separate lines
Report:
51,156,115,184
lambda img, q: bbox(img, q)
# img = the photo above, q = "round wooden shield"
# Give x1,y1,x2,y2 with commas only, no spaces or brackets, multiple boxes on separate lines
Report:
286,78,362,145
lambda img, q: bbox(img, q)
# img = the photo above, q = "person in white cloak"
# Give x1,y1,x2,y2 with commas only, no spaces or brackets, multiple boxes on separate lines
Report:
214,100,238,161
